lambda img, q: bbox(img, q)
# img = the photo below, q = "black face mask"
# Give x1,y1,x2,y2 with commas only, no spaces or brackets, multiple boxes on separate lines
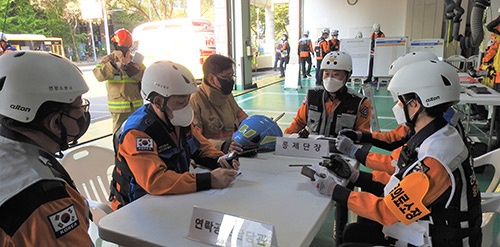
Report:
63,111,91,147
217,76,235,95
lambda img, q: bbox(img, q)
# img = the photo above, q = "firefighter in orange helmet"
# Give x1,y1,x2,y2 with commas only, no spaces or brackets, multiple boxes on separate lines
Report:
93,28,146,134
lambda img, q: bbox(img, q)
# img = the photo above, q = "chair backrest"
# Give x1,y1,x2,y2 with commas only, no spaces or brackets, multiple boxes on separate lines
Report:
61,145,115,204
466,55,480,71
444,55,466,72
473,148,500,247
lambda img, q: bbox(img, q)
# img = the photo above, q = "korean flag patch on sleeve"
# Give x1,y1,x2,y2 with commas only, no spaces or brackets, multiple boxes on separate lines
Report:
136,137,154,151
47,205,80,238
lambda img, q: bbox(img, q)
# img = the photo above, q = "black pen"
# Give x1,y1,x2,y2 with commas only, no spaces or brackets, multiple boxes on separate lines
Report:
289,164,312,167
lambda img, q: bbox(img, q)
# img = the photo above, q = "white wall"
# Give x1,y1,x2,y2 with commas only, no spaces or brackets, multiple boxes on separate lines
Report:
302,0,407,40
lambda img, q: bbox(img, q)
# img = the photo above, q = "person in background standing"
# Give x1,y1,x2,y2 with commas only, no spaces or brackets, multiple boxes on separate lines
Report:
93,28,146,134
0,32,16,55
274,39,283,71
298,30,314,79
329,29,341,52
365,23,385,84
279,33,290,78
314,28,330,85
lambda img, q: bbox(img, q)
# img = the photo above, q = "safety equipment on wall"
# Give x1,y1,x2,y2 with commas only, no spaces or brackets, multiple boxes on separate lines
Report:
321,28,330,35
303,30,310,36
388,51,438,76
388,60,460,108
232,115,283,150
372,23,381,32
0,51,89,123
141,60,197,100
331,29,339,36
320,51,353,73
111,28,133,47
0,32,8,42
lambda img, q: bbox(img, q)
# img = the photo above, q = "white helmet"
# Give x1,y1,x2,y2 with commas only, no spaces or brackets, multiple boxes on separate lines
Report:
141,60,197,100
303,30,310,36
355,31,363,38
388,60,460,108
373,23,381,32
321,51,352,73
321,28,330,35
331,29,339,36
0,51,88,123
388,51,438,76
0,32,7,42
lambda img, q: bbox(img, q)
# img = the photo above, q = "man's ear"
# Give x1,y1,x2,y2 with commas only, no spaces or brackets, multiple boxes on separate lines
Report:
47,112,62,134
152,95,164,108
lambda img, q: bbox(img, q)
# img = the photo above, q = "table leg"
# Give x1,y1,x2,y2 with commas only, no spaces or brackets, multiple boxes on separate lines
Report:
487,107,496,151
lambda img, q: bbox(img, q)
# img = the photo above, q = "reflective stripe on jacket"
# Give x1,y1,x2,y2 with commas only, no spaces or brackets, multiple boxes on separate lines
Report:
93,50,145,113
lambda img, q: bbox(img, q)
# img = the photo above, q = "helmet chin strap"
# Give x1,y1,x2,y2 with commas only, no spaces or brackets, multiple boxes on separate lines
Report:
31,121,69,158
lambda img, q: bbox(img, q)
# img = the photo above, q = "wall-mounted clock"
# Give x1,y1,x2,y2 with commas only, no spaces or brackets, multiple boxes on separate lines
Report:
347,0,358,6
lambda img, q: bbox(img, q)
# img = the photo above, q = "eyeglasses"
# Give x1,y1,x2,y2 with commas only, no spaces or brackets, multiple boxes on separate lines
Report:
63,98,90,113
216,74,236,82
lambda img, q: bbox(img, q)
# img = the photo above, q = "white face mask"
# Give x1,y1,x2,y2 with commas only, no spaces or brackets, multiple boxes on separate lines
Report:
323,77,344,93
170,105,193,127
392,104,407,125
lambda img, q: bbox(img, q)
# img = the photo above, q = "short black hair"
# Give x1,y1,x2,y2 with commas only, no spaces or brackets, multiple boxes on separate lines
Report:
202,54,234,83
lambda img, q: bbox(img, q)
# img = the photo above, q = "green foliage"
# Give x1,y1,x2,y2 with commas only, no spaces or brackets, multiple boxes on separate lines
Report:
274,3,288,38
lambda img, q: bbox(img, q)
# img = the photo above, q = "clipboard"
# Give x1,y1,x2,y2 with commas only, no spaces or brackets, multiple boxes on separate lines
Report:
132,52,144,65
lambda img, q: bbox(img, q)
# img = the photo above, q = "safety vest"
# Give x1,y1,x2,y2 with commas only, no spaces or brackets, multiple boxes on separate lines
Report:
299,37,312,57
329,39,340,52
370,31,385,53
280,40,290,58
314,38,328,60
109,104,201,207
383,118,482,246
306,87,365,136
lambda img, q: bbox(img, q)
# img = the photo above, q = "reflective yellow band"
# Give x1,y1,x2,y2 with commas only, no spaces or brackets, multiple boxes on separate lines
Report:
108,100,143,109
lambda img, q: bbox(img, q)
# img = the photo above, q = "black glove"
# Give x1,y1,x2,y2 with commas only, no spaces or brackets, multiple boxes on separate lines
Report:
321,154,351,179
298,126,311,138
123,62,140,77
338,129,362,143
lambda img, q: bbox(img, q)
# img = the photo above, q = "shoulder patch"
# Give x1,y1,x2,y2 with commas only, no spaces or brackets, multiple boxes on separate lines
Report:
47,205,80,238
359,106,369,119
136,137,154,151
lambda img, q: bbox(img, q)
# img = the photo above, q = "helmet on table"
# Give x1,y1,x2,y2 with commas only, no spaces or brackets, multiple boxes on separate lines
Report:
388,60,460,108
0,51,88,123
232,115,283,150
321,51,352,73
388,51,438,76
111,28,133,47
141,60,197,100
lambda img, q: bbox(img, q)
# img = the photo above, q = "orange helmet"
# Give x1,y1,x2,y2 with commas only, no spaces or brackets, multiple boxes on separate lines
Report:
111,28,133,47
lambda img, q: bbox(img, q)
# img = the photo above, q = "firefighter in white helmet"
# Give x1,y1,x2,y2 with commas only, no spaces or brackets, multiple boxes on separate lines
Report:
109,61,238,210
285,51,371,138
314,28,331,85
0,51,93,245
320,60,482,246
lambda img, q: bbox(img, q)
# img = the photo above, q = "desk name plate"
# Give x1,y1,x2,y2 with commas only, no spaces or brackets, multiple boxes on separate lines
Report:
275,136,329,158
188,206,277,247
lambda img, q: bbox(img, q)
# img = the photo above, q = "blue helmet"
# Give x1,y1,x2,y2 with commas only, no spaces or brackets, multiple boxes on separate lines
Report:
233,115,283,150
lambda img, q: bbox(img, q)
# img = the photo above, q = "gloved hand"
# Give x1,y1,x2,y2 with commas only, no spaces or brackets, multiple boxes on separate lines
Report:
315,174,337,197
123,62,141,77
322,154,360,183
335,134,359,158
338,129,362,143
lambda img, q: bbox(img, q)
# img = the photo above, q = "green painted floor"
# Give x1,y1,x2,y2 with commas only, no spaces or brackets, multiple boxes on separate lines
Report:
233,75,499,246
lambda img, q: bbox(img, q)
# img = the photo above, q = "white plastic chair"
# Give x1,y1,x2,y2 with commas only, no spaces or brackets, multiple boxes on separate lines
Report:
473,148,500,246
466,55,480,71
444,55,466,72
61,145,117,247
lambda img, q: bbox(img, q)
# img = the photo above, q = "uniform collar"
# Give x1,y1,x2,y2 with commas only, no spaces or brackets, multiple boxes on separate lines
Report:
200,83,229,106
